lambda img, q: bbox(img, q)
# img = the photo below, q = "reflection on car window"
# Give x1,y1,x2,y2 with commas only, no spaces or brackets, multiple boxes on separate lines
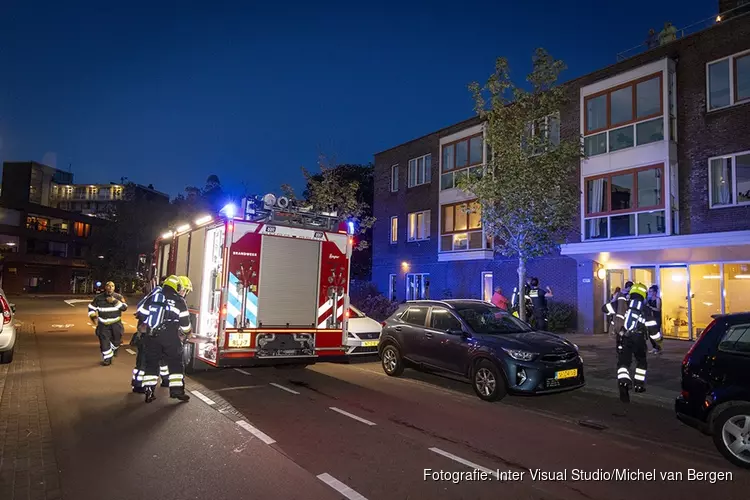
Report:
430,308,462,332
349,306,366,318
719,324,750,354
403,307,428,326
456,305,532,334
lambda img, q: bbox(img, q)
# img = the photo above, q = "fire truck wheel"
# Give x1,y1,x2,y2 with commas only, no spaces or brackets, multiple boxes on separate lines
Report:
381,344,404,377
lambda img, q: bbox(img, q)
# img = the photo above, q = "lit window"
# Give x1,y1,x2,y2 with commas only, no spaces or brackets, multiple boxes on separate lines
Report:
408,154,432,187
390,216,398,244
407,210,430,241
709,152,750,208
440,201,485,251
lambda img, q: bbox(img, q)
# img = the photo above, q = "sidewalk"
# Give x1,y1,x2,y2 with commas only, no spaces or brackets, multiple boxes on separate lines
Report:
0,323,340,500
562,333,687,407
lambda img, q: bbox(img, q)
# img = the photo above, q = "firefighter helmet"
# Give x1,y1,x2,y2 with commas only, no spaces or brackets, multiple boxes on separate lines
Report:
178,276,193,293
629,282,648,300
163,275,181,292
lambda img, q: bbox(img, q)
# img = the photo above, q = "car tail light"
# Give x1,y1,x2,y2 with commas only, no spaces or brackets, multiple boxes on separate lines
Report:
380,321,386,328
680,390,689,400
683,318,716,366
0,296,11,324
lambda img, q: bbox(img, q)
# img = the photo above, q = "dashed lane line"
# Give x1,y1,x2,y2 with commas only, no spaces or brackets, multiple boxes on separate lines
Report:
190,390,216,406
428,447,500,479
329,407,376,426
317,473,369,500
236,420,276,445
125,349,136,355
269,382,300,395
234,368,252,375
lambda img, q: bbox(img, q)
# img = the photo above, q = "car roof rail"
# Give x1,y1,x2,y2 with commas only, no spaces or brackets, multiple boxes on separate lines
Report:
406,299,453,308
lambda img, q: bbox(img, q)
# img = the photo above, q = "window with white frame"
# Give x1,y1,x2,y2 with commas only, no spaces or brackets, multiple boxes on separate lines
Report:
440,200,489,251
440,134,484,190
391,164,399,192
709,151,750,208
583,72,664,157
406,273,429,300
523,113,560,156
583,164,666,240
408,154,432,187
407,210,430,241
390,216,398,244
707,50,750,111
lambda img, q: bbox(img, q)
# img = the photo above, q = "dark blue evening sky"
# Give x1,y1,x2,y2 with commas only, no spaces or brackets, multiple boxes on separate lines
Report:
0,0,712,199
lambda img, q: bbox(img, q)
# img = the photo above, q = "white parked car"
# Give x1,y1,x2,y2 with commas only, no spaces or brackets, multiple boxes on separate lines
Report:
345,305,382,355
0,289,16,364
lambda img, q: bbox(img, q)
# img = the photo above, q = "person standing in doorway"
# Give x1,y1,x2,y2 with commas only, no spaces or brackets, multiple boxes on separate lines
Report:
646,285,663,354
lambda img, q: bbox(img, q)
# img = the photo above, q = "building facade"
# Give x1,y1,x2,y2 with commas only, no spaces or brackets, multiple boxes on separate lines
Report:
50,182,169,218
562,10,750,339
372,6,750,338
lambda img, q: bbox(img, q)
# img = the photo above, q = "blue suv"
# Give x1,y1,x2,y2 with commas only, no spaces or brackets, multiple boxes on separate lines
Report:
378,300,584,401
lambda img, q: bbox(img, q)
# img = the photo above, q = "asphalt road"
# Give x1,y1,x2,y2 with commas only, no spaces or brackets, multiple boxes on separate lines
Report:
9,297,750,500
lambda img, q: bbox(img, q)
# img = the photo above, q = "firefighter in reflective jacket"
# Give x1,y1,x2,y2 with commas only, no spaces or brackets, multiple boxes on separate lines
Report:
88,281,128,365
130,282,170,393
136,275,193,403
615,282,654,402
603,281,632,334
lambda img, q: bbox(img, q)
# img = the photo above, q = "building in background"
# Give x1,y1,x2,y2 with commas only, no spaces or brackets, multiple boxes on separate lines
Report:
372,3,750,338
0,161,168,293
51,181,169,218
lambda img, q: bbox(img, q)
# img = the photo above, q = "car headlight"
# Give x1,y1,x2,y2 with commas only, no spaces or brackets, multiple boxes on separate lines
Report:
502,348,538,361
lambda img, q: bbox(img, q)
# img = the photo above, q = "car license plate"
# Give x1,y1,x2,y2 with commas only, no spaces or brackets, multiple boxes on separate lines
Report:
362,340,379,347
555,369,578,380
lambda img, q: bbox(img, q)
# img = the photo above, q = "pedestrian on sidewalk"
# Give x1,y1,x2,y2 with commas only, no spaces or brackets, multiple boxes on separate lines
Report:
136,275,193,403
490,286,509,311
646,285,664,354
529,277,552,330
88,281,128,366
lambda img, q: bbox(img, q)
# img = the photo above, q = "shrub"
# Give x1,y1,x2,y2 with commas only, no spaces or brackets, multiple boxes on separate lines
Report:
546,301,575,332
350,281,380,304
355,294,399,322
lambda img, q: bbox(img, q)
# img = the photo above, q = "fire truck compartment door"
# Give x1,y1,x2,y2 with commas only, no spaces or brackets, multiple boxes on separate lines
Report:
257,235,320,327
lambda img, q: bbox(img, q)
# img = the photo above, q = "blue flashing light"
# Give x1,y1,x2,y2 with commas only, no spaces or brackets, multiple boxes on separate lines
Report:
95,281,102,287
347,220,356,235
221,203,237,219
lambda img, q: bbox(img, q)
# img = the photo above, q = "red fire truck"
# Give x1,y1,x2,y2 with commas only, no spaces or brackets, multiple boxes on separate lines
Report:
152,194,356,370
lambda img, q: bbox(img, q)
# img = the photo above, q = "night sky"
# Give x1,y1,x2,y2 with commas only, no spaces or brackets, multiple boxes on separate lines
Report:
0,0,712,199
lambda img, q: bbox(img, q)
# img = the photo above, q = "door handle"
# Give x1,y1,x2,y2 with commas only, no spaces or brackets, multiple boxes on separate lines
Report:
424,332,433,338
394,326,402,332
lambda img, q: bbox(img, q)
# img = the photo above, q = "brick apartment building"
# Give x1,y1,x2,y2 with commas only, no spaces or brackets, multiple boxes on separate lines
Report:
372,3,750,338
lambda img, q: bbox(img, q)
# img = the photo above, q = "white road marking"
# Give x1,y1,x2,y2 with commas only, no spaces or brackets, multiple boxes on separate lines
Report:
269,382,299,395
317,473,368,500
215,385,264,392
51,324,75,328
429,447,500,479
125,349,136,355
190,390,216,406
64,299,90,306
236,420,276,445
329,407,376,426
234,368,252,376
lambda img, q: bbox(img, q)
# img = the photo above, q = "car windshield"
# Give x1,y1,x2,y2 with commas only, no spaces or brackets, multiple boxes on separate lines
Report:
455,304,533,334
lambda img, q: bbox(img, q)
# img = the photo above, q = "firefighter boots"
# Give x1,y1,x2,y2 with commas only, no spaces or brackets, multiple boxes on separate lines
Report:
170,390,190,402
144,387,156,403
101,358,112,366
619,383,630,403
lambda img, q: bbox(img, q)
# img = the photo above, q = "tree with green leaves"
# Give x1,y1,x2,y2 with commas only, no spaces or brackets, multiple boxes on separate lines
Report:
282,155,376,279
459,48,583,322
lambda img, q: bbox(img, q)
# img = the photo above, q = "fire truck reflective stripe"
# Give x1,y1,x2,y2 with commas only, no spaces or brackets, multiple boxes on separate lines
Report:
245,291,258,327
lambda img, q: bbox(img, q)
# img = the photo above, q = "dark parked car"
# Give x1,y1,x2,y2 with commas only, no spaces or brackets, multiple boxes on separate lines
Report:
378,300,584,401
676,312,750,469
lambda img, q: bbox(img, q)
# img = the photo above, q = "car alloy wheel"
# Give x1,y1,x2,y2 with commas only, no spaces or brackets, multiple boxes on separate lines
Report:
380,345,404,376
721,413,750,465
475,367,496,397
